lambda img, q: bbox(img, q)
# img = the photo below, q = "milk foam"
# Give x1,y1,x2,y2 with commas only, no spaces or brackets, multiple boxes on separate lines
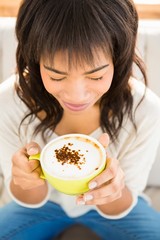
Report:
42,136,104,179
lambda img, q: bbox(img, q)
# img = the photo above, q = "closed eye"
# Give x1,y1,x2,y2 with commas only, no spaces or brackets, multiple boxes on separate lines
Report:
89,77,103,81
50,77,66,81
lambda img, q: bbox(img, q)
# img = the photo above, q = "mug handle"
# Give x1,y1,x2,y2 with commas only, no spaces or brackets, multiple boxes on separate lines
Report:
29,154,45,179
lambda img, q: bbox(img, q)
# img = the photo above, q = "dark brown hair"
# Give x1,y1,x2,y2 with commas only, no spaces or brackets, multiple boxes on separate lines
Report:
15,0,147,142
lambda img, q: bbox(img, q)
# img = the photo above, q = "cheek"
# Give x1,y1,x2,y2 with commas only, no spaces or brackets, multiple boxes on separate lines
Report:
40,69,59,95
101,69,114,93
98,76,113,96
43,81,61,97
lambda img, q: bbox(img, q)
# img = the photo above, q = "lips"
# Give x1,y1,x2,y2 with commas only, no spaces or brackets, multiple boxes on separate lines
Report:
63,102,90,111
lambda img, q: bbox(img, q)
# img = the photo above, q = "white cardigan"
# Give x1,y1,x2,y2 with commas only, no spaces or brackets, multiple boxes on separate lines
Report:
0,75,160,219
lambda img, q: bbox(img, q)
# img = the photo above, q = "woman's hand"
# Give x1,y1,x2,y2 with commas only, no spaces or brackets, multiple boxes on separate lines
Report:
76,133,125,206
11,142,45,190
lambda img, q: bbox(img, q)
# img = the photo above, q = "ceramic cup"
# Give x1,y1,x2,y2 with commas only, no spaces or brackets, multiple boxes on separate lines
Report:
29,133,106,195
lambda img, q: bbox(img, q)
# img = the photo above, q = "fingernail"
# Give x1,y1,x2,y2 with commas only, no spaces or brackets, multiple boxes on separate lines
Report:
89,181,97,189
77,200,85,205
28,147,39,155
84,194,93,201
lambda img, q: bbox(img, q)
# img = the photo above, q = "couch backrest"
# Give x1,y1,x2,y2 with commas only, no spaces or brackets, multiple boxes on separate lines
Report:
0,17,17,82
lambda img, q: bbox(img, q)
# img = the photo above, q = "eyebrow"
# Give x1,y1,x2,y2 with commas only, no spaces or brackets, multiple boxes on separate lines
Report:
43,64,109,75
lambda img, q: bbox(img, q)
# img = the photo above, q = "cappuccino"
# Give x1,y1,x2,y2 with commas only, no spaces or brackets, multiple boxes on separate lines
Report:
29,133,107,194
41,134,106,180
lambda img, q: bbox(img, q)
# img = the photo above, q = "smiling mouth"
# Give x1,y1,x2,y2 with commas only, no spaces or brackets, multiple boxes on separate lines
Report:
63,102,90,111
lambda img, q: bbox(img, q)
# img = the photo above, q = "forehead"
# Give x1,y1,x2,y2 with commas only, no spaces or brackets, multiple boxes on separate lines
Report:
41,49,112,71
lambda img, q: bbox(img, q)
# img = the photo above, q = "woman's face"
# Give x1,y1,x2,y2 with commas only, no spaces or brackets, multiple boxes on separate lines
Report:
40,50,114,114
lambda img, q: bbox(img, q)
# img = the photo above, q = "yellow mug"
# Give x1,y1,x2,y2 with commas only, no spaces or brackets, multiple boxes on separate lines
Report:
29,134,106,195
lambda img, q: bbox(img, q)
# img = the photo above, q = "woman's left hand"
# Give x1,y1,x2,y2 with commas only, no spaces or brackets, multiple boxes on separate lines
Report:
76,133,125,206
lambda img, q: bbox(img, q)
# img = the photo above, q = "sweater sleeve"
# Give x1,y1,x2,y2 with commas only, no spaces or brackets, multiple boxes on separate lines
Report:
0,76,50,208
120,82,160,196
95,81,160,219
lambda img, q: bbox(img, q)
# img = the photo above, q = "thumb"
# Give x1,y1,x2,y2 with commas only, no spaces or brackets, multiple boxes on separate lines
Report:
98,133,109,149
26,142,41,155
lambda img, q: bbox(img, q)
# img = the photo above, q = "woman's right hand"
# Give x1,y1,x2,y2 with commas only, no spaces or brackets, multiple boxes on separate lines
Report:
11,142,46,190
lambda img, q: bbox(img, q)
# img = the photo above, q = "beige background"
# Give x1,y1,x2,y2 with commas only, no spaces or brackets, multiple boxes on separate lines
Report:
0,0,160,18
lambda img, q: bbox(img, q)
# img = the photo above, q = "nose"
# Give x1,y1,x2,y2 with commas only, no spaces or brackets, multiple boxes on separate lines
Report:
63,79,90,102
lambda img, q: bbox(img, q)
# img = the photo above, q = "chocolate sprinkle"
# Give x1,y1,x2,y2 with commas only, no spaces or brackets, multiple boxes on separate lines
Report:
54,143,86,169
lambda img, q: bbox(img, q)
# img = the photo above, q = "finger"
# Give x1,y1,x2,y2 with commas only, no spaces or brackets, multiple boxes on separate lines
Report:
26,142,41,156
12,150,30,170
88,157,118,189
12,151,40,174
13,176,45,190
98,133,109,149
28,159,41,172
84,167,125,200
76,190,122,206
12,165,42,179
84,190,122,206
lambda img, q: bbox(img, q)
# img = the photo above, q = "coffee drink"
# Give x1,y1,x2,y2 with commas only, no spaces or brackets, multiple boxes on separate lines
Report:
30,133,106,194
41,134,106,180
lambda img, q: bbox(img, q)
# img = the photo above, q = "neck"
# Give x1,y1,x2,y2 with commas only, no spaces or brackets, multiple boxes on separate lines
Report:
55,105,100,136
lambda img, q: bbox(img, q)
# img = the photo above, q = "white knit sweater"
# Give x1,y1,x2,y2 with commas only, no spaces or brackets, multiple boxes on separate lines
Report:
0,75,160,219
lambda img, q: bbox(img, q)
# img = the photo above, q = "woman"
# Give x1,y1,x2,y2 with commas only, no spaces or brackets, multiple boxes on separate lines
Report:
0,0,160,239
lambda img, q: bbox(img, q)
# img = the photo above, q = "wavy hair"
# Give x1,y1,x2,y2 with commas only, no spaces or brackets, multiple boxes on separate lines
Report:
15,0,147,142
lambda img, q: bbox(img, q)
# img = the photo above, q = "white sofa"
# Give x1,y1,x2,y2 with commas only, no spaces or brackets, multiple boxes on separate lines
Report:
0,17,160,210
